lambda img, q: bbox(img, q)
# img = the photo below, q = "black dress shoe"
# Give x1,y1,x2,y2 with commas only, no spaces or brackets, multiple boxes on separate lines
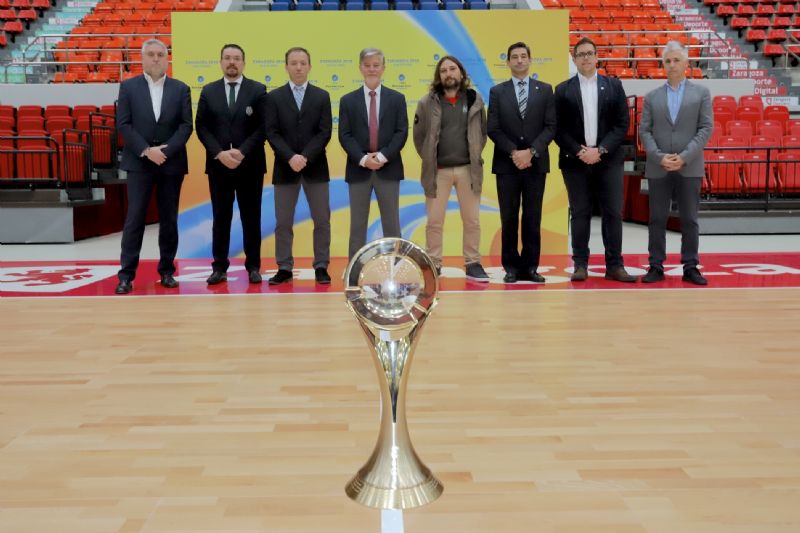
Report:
605,267,637,283
641,267,665,283
248,270,263,284
115,279,132,294
571,266,588,281
160,274,179,288
528,269,545,283
503,271,518,283
206,271,227,285
682,267,708,286
268,269,293,285
315,267,331,284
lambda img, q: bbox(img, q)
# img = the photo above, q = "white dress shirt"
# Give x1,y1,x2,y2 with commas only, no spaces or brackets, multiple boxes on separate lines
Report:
360,84,387,166
144,72,166,122
578,72,598,148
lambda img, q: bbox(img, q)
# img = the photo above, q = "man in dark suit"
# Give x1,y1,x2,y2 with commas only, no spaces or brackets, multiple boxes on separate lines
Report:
488,41,556,284
196,43,268,285
115,38,192,294
338,47,408,259
265,47,332,285
554,37,636,283
639,41,713,286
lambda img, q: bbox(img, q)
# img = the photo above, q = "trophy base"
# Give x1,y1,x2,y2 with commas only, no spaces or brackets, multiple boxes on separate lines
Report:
345,472,443,510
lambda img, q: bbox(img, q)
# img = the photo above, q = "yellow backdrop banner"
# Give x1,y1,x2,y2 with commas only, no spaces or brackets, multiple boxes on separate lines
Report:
172,10,569,260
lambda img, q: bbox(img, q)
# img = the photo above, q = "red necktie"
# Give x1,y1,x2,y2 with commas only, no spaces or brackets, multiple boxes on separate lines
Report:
368,90,378,152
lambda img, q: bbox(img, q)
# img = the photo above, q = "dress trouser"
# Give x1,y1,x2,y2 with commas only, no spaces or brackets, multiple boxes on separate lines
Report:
347,171,401,259
274,178,331,270
562,161,625,269
647,172,702,270
208,170,264,273
495,170,546,274
118,169,184,282
425,164,481,266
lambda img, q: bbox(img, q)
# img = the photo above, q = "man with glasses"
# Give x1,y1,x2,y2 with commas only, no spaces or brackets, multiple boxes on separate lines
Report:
639,41,713,285
554,37,636,283
487,41,556,283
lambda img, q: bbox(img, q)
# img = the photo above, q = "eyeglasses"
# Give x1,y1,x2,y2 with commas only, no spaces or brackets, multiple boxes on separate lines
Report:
574,51,596,59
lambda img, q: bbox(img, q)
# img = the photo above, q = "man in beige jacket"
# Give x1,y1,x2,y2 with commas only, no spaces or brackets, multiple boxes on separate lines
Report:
413,55,489,281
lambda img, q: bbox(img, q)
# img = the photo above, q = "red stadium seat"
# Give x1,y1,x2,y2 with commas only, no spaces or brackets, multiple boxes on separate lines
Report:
736,106,763,131
17,116,45,132
72,105,98,121
44,105,71,120
726,120,753,139
45,116,74,136
757,121,785,141
15,133,58,180
706,152,743,194
0,116,14,131
0,132,14,178
741,152,773,193
17,104,43,118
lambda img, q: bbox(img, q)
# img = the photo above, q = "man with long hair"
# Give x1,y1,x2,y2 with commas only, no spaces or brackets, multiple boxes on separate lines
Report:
413,55,489,281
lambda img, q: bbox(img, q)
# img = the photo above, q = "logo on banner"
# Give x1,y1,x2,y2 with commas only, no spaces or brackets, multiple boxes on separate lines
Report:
0,266,118,293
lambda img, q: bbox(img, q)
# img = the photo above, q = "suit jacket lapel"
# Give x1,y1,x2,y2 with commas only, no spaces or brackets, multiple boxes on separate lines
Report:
597,75,607,115
378,86,389,124
673,81,690,127
571,76,584,125
139,76,157,124
158,77,172,123
662,85,674,126
229,77,245,117
358,87,370,128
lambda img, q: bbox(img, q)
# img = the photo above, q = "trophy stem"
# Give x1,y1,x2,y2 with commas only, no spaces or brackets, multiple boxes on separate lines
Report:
345,329,443,509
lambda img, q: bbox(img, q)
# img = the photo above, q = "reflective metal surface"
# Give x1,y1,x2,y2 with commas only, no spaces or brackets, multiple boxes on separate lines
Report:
344,238,443,510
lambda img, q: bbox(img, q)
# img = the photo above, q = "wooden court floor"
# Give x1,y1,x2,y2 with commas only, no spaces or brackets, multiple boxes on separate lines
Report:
1,289,799,532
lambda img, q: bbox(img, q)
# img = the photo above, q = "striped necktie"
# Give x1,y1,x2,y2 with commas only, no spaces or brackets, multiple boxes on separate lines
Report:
517,79,527,119
293,85,304,110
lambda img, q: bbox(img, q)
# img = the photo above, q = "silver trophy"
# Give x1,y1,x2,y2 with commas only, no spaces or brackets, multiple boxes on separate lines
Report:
343,237,444,510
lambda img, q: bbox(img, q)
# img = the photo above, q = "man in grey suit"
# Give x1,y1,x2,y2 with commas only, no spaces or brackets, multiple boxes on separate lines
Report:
338,47,408,259
639,41,713,286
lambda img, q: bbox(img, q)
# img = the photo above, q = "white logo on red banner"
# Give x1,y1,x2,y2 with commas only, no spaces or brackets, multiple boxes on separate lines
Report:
0,266,118,293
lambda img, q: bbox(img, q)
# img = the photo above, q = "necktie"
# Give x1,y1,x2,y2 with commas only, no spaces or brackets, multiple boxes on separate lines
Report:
517,80,527,119
368,90,378,153
228,82,236,109
293,85,304,110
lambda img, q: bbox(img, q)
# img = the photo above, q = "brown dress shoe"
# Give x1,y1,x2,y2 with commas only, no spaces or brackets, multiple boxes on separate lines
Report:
605,267,637,283
571,266,588,281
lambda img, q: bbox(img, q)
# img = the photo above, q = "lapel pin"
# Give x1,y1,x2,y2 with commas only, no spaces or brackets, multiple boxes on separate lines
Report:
245,106,253,116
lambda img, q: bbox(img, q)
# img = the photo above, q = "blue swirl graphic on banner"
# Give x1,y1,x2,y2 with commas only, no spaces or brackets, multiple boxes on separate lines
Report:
405,12,494,102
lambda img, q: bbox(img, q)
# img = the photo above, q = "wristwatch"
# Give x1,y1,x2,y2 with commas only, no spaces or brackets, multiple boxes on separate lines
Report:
598,146,608,155
529,147,537,158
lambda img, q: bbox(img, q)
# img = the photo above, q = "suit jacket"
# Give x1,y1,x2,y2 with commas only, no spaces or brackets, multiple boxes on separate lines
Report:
117,74,193,175
265,82,332,184
487,77,556,175
195,76,268,176
338,85,408,182
554,74,629,170
639,80,713,179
